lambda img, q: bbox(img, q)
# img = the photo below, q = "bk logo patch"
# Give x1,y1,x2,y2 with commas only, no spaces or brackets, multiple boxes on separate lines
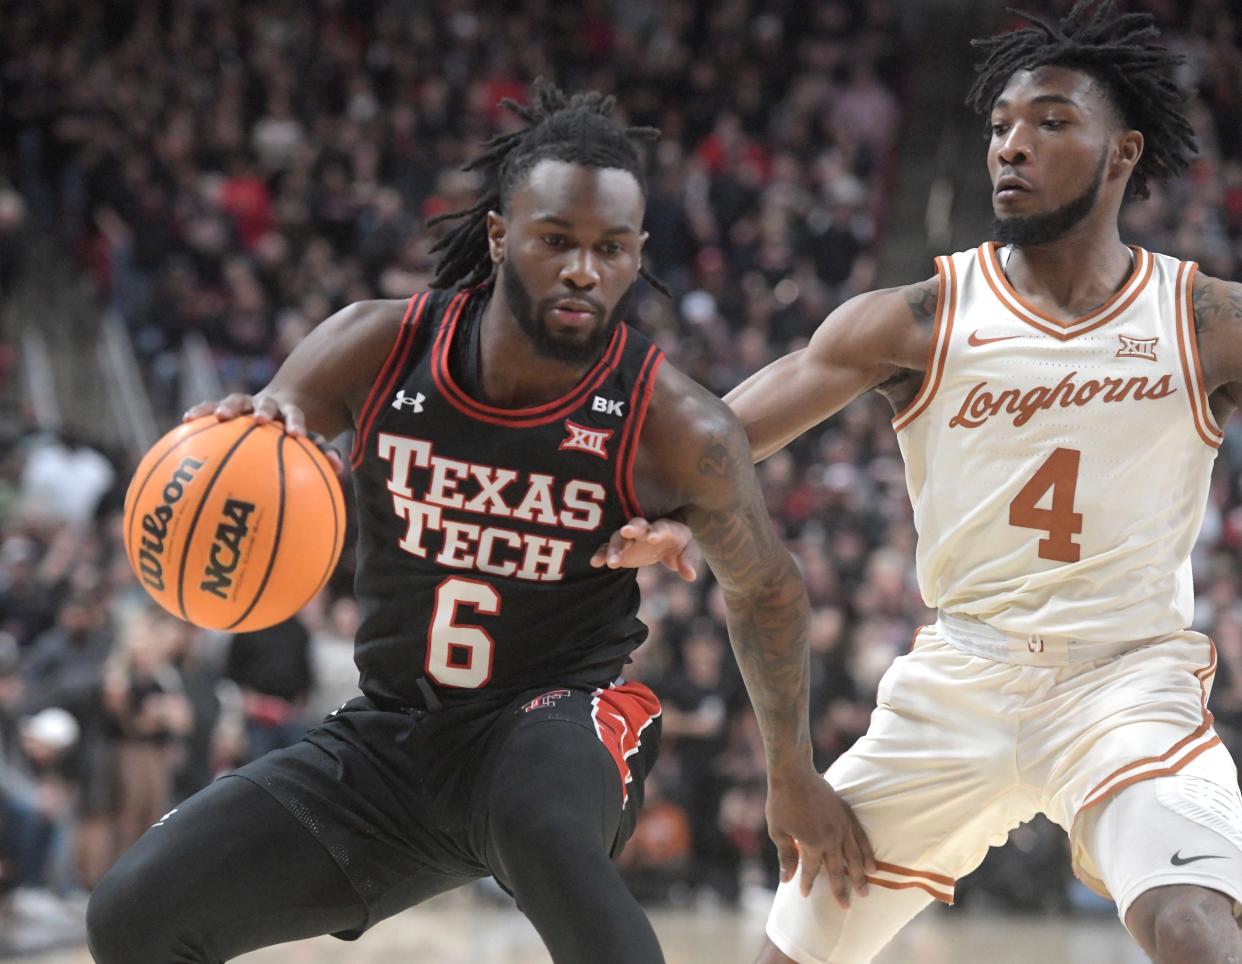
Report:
522,689,572,713
1116,334,1158,361
560,420,613,459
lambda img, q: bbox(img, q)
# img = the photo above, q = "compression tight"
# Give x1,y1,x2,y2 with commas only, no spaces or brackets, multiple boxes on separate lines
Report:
87,718,663,963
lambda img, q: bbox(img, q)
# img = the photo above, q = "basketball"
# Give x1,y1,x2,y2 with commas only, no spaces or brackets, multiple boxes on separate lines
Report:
123,415,345,632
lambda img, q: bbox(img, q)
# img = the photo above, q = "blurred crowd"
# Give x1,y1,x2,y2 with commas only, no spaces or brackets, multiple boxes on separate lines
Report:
1,0,1242,949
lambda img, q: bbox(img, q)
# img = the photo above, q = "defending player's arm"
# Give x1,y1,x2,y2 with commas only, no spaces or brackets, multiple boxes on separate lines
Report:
1192,273,1242,425
637,366,876,905
727,276,938,460
592,276,939,571
183,299,409,443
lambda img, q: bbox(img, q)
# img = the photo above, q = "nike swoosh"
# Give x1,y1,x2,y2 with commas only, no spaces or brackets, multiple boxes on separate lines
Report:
968,330,1021,347
1170,851,1228,866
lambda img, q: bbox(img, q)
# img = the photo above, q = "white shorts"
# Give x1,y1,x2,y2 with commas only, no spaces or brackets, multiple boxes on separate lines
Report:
765,621,1242,964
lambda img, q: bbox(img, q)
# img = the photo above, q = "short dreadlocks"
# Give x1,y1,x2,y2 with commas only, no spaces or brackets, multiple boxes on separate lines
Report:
966,0,1197,199
429,80,669,295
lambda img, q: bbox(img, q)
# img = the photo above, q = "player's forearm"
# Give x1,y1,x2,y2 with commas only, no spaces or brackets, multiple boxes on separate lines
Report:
724,356,809,462
721,554,815,776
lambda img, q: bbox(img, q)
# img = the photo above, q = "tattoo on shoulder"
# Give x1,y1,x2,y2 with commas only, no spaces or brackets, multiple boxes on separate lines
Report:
903,278,940,329
697,438,734,479
1192,275,1242,335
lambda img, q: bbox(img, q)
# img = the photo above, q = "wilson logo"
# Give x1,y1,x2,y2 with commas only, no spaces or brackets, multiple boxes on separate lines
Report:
949,371,1176,429
200,498,256,599
559,420,613,459
138,457,206,591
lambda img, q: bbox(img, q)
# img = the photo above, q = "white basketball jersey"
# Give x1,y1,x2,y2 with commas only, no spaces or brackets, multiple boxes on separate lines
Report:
894,243,1222,643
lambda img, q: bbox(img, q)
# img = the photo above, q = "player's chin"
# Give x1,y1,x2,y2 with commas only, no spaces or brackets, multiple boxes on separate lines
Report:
992,191,1037,215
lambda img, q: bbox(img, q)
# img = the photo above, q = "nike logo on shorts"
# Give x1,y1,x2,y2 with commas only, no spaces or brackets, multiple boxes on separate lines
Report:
1170,850,1227,866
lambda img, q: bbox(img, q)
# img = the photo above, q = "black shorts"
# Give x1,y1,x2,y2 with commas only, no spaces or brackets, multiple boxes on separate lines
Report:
229,679,662,934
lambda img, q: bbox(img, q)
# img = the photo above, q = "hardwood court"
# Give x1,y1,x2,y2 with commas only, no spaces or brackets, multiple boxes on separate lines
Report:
17,891,1148,964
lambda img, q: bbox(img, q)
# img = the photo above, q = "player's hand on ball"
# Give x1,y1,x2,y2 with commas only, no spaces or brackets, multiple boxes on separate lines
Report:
589,517,697,581
184,396,342,473
767,767,876,907
185,393,306,432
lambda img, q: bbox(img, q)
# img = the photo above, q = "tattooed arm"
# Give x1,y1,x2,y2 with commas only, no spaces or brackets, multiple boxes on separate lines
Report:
1192,272,1242,426
726,275,941,460
633,365,876,904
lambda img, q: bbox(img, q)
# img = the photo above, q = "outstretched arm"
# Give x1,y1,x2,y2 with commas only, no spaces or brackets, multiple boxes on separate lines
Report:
591,277,939,572
636,366,875,904
184,299,409,441
727,277,939,460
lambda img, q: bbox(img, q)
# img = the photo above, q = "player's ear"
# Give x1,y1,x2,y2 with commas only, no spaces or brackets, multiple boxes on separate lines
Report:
1114,130,1143,177
486,211,507,265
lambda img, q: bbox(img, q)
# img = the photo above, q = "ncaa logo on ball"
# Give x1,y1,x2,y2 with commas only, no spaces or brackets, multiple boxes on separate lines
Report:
200,498,258,600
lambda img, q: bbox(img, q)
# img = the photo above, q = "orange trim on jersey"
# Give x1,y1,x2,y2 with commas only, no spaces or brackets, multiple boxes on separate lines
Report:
1174,261,1225,449
1080,737,1224,815
979,243,1153,341
349,292,431,469
1077,639,1218,814
865,876,954,905
892,256,957,432
873,860,955,887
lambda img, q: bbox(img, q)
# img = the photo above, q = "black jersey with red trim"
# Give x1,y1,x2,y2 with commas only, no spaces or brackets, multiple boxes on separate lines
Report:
347,287,664,707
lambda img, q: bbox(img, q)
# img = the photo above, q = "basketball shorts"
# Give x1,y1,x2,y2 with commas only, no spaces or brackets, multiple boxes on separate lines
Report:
229,679,661,935
766,620,1242,964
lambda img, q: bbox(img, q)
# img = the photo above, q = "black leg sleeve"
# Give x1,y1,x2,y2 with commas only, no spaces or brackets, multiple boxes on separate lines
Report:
87,774,366,964
485,718,665,964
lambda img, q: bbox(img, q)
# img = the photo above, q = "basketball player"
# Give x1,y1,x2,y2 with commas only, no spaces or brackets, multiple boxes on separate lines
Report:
85,84,874,963
595,4,1242,961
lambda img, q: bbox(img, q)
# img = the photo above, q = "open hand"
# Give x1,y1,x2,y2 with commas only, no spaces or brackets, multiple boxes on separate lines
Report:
589,517,696,581
184,394,343,473
767,767,876,907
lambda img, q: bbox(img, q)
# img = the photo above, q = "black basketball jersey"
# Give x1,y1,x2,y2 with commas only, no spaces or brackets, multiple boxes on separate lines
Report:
347,287,664,707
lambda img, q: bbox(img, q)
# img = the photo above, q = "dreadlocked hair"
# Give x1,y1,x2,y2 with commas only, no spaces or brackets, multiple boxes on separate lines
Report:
966,0,1197,199
428,79,670,296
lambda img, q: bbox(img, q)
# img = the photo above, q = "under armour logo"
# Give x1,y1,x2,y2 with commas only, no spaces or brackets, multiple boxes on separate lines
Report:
592,395,626,417
1116,334,1158,361
392,390,426,412
1027,636,1045,654
560,420,613,459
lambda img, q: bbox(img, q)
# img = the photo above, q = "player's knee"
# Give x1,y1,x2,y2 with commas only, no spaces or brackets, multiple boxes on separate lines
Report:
87,867,150,963
88,861,186,963
494,794,590,863
1130,887,1240,963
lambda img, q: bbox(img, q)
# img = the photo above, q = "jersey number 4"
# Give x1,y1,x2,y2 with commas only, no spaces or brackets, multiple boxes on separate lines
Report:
426,577,500,688
1008,447,1082,563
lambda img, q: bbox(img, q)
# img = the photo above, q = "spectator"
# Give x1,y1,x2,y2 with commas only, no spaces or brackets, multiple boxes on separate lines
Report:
0,0,1237,919
224,615,315,762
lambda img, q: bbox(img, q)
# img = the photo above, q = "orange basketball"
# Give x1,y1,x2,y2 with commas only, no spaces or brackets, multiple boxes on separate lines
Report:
123,415,346,632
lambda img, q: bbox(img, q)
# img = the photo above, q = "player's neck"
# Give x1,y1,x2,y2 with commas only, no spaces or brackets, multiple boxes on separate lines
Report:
1003,222,1134,318
476,287,601,408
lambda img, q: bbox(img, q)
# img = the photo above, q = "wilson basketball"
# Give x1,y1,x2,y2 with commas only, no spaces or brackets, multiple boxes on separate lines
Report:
123,415,346,632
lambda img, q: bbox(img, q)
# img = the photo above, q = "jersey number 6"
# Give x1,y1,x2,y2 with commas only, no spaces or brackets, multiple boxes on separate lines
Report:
426,576,500,688
1008,447,1083,563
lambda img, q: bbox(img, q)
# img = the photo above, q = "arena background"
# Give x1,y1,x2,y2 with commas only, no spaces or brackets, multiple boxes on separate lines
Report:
0,0,1240,961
